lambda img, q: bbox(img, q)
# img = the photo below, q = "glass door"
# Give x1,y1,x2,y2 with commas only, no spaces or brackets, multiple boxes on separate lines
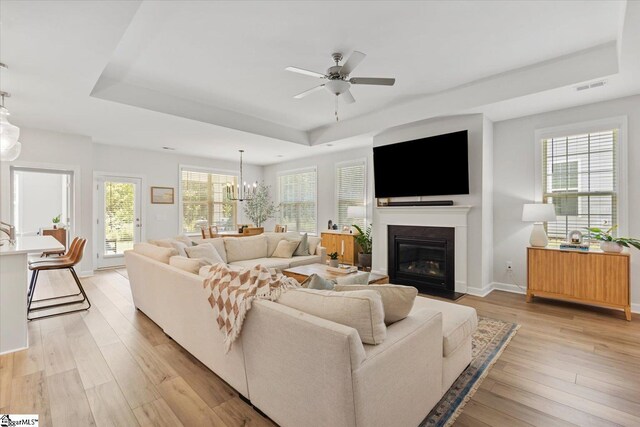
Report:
96,176,142,268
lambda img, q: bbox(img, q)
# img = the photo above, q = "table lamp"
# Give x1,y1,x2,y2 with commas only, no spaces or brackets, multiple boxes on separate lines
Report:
522,203,557,247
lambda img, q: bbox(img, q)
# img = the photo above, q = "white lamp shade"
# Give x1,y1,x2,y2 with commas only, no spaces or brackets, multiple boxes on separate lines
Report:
0,107,20,151
522,203,556,222
347,206,366,219
0,141,21,161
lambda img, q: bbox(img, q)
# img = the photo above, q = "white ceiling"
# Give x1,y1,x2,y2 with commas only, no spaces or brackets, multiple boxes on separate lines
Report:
1,1,637,165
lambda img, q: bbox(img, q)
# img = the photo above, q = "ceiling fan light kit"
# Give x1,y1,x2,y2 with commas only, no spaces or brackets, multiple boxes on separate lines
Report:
286,50,396,121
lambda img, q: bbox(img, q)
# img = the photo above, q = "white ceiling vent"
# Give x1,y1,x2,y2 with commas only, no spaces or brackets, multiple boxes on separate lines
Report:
576,80,607,91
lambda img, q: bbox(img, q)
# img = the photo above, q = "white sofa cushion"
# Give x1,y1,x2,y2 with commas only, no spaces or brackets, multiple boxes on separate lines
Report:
169,256,208,274
277,288,386,345
412,296,478,356
224,235,268,262
185,243,225,264
149,238,189,256
133,243,177,264
288,254,322,268
265,232,286,257
335,284,418,325
271,240,299,258
229,257,291,270
199,237,228,263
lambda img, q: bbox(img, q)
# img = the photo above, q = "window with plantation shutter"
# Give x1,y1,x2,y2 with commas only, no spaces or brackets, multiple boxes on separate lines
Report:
278,168,317,234
180,168,237,233
542,129,617,242
336,160,366,229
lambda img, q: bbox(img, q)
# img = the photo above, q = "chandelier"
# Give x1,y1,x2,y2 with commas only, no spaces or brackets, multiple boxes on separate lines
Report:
226,150,257,201
0,63,21,162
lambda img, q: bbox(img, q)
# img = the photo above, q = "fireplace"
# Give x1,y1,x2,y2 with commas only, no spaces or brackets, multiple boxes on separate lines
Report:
388,225,462,300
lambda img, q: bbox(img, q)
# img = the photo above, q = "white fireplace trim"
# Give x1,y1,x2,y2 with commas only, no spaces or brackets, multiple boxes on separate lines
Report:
373,205,472,293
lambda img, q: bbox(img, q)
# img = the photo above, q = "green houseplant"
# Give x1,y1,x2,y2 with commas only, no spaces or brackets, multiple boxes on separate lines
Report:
586,226,640,253
352,224,372,269
52,214,61,229
243,183,278,228
328,251,339,268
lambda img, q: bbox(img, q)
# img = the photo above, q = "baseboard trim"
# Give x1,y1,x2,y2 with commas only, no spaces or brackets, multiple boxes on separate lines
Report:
466,286,493,297
491,281,526,295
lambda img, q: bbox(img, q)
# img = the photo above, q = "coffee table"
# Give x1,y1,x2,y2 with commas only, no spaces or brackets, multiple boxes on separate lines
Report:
283,263,389,285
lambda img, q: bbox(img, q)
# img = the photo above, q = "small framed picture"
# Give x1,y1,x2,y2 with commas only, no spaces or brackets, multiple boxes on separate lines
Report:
151,187,174,204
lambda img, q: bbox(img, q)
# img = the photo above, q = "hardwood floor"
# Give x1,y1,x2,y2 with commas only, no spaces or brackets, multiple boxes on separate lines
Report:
1,269,639,426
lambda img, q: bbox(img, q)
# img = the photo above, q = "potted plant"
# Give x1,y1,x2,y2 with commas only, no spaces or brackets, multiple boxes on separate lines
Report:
52,214,61,229
243,183,278,231
328,251,340,268
586,226,640,253
352,224,372,269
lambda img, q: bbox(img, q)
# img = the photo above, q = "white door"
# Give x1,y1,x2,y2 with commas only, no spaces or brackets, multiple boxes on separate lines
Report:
96,176,142,268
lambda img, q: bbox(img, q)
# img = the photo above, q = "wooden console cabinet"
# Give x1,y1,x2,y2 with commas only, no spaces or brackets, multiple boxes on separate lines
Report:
527,247,631,320
321,231,358,265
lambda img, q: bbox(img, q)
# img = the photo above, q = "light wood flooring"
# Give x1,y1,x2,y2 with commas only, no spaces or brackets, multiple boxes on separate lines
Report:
0,269,639,426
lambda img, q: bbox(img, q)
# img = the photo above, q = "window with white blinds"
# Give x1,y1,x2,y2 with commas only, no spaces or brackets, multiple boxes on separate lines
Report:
181,169,237,233
278,168,317,234
336,160,366,229
542,129,618,242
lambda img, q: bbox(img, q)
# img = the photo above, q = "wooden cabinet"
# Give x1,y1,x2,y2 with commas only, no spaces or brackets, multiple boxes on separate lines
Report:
321,232,358,265
527,247,631,320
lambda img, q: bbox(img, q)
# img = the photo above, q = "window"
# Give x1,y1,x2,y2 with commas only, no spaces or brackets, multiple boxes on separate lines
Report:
278,168,317,234
180,168,237,233
542,129,617,242
336,160,366,229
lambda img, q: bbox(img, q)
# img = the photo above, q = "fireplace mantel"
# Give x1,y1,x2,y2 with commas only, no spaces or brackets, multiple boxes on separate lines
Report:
373,205,472,293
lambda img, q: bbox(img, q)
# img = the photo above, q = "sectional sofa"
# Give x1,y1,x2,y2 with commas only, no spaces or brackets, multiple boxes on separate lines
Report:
125,235,477,427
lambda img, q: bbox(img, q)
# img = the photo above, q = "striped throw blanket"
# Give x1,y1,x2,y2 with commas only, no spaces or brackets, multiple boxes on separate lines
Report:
202,263,299,352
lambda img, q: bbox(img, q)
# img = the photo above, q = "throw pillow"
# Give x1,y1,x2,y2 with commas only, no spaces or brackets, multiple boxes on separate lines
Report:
148,238,173,248
169,240,189,257
133,243,178,264
292,233,309,256
335,272,370,285
174,235,196,246
169,256,208,275
200,237,227,263
301,273,335,290
307,236,321,255
271,240,299,258
185,243,225,265
334,284,418,325
277,288,386,345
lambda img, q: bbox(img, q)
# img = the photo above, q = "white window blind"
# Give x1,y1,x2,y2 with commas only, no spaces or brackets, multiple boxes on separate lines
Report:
181,169,237,233
542,129,617,242
336,161,366,229
278,168,317,234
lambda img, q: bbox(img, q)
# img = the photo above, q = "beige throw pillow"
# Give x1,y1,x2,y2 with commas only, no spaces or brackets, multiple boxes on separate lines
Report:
291,233,309,256
334,284,418,325
271,240,300,258
185,243,225,265
169,256,208,274
199,238,227,263
277,288,386,345
308,236,321,255
133,243,177,264
335,272,370,285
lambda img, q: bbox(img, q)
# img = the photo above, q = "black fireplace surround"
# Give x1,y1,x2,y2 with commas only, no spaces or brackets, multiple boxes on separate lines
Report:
388,225,461,300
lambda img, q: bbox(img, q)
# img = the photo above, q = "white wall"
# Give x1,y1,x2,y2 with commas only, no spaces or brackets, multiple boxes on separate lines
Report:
1,127,262,274
493,95,640,308
262,146,374,234
373,114,494,293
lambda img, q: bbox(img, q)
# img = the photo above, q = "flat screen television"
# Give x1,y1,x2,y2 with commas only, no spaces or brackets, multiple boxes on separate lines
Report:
373,130,469,198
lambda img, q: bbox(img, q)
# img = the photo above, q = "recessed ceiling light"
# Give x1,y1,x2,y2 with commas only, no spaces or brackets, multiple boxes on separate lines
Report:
276,154,284,158
162,146,176,150
326,144,333,147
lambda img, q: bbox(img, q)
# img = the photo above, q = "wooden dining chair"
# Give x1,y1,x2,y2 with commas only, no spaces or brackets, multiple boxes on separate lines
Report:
275,224,287,233
27,238,90,320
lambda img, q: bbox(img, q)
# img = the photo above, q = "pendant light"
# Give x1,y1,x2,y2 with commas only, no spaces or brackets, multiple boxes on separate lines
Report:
0,63,22,161
226,150,257,201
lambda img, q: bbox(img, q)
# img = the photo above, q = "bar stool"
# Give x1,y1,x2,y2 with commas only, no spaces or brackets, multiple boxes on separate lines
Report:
27,238,91,320
28,237,81,301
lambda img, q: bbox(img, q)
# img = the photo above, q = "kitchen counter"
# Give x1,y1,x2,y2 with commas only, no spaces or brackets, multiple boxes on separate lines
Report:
1,236,64,354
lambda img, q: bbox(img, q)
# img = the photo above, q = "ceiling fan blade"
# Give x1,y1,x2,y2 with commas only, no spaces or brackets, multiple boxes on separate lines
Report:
285,66,327,79
340,51,366,76
349,77,396,86
293,85,325,99
342,90,355,104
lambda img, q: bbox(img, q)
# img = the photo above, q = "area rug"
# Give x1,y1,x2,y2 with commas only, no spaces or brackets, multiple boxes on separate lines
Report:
420,316,520,427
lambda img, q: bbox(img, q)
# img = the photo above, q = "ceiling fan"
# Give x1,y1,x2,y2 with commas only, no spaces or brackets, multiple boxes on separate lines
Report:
286,51,395,110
